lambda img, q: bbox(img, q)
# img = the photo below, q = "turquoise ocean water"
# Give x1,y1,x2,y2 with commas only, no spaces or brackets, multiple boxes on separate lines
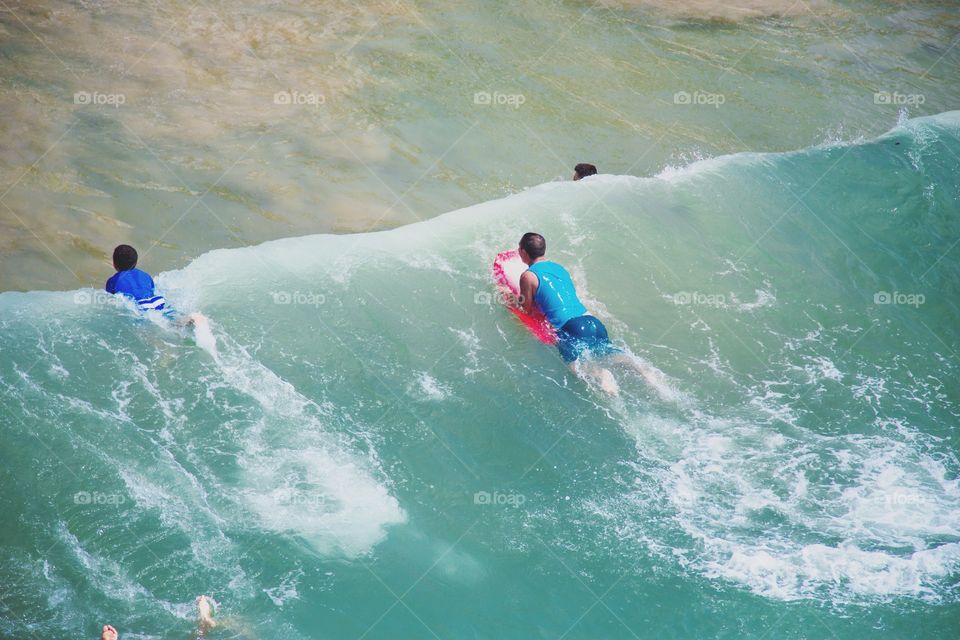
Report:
1,111,959,638
2,0,959,291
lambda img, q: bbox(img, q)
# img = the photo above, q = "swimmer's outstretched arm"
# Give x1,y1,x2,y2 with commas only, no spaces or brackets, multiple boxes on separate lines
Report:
197,594,216,632
193,595,258,639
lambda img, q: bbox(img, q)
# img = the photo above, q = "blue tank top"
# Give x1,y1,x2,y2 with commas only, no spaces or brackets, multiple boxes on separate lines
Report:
528,261,587,328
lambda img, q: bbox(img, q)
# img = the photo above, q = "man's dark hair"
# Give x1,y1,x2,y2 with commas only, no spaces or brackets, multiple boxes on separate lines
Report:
520,232,546,259
112,244,138,271
574,163,597,180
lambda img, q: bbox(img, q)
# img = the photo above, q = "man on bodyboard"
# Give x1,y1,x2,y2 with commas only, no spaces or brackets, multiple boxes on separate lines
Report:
516,232,659,396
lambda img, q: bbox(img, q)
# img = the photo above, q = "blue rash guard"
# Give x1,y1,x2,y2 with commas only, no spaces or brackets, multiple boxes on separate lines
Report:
105,268,168,313
527,261,619,363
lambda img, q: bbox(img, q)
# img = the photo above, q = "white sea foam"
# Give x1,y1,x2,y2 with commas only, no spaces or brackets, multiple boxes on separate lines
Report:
733,288,777,312
242,444,405,557
57,524,153,602
208,335,406,557
193,317,218,355
413,372,450,401
616,407,960,603
263,570,303,607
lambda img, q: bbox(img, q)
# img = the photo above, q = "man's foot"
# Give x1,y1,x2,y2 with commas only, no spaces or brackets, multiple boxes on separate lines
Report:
186,312,208,328
101,624,118,640
197,595,217,630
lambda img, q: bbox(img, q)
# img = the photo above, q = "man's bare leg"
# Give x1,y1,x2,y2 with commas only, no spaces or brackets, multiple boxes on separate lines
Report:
605,352,678,401
608,353,664,386
100,625,118,640
570,362,619,396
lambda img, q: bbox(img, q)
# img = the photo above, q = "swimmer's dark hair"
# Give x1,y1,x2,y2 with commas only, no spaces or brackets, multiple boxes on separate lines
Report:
520,232,546,259
574,163,597,180
113,244,138,271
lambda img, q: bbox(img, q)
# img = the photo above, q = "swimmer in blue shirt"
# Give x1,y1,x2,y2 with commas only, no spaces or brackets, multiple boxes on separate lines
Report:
518,232,658,396
105,244,169,313
106,244,206,327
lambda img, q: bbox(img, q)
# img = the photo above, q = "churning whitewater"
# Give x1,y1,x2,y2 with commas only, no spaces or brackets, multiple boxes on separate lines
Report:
1,112,958,638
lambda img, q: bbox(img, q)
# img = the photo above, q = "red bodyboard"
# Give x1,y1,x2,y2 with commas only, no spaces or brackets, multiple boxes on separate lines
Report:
492,249,557,345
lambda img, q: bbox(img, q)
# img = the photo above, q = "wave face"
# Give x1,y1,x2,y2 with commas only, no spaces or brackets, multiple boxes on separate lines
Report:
1,111,959,638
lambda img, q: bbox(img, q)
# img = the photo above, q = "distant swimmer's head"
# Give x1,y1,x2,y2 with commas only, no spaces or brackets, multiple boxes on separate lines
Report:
573,163,597,181
112,244,138,271
518,232,546,265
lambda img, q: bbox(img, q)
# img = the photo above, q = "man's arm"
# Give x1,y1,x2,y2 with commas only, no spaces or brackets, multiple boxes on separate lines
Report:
519,270,538,315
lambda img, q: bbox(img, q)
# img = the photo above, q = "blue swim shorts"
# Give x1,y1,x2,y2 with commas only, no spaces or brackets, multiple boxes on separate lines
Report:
556,315,620,363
